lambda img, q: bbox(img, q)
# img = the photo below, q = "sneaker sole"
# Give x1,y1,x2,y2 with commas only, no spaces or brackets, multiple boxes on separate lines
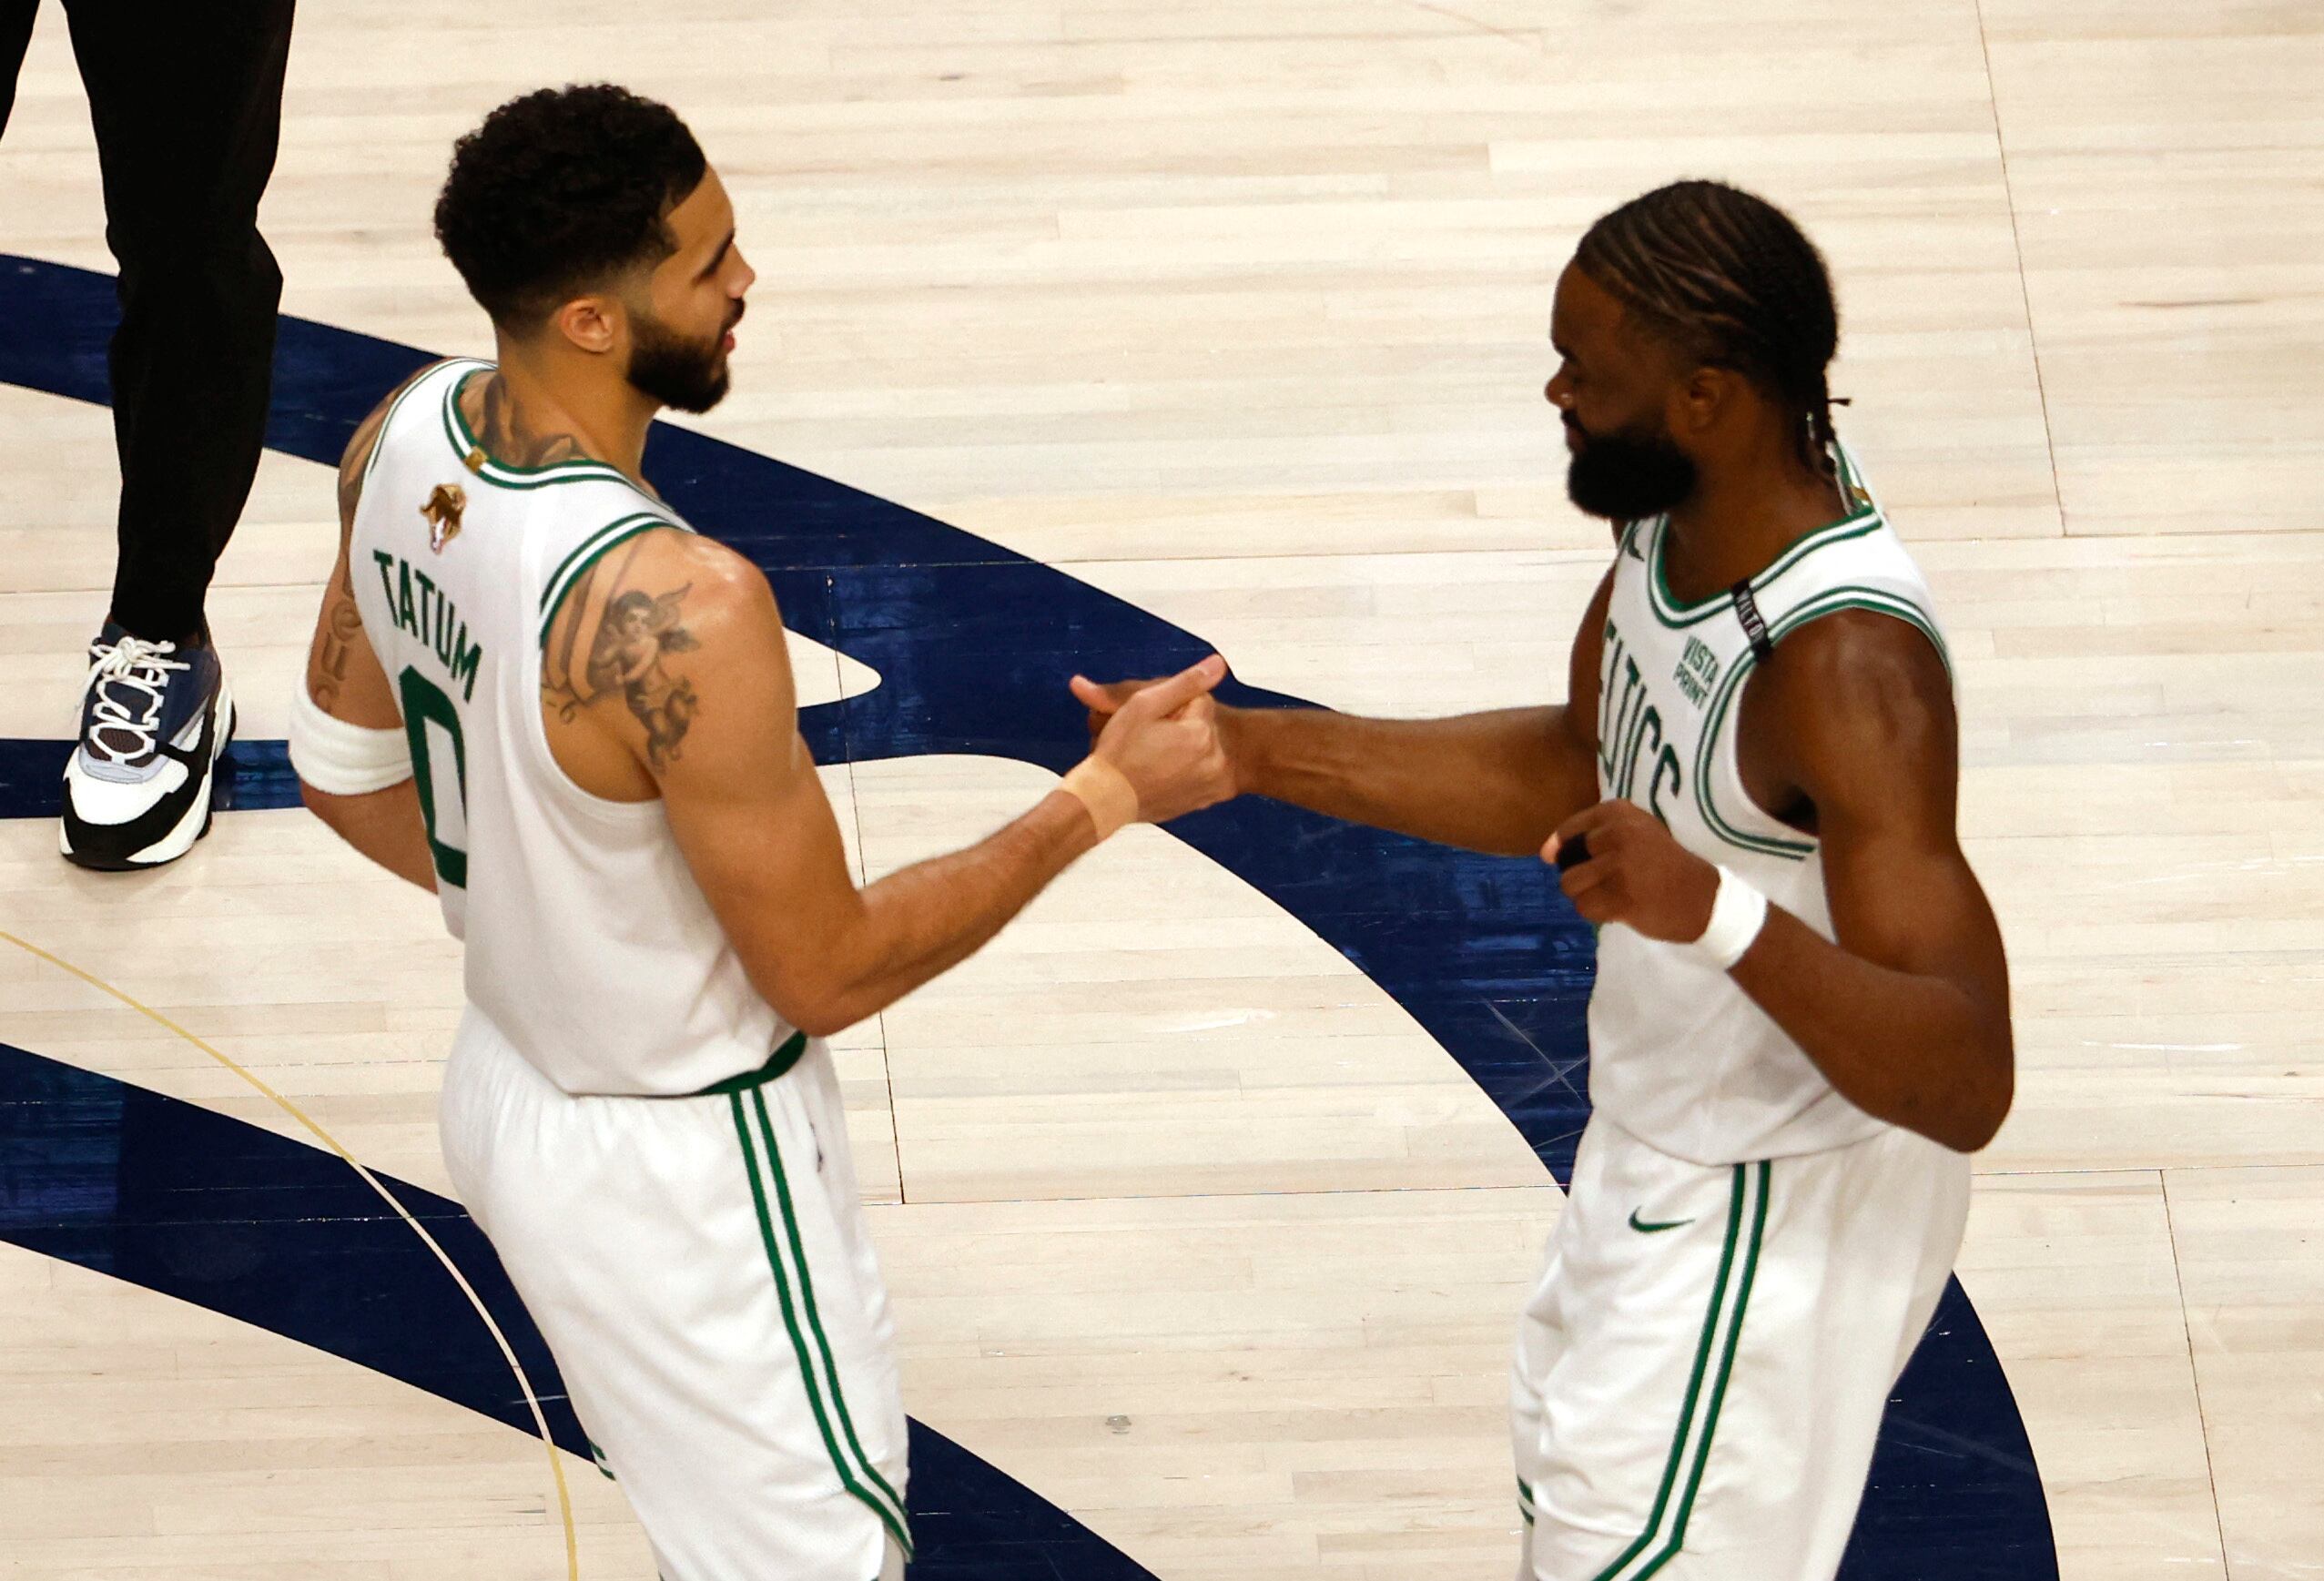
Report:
60,684,237,872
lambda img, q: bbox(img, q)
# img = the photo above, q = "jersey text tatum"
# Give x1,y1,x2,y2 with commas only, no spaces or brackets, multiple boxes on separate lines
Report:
373,549,484,703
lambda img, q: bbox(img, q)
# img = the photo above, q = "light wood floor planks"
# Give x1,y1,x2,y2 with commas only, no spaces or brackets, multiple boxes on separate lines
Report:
2,1,2319,1577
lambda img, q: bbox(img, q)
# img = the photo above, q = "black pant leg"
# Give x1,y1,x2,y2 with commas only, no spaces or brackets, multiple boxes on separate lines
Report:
0,2,37,137
63,0,293,644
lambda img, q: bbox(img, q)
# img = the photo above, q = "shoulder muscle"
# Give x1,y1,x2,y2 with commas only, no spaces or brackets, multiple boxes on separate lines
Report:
1758,607,1957,839
545,528,793,783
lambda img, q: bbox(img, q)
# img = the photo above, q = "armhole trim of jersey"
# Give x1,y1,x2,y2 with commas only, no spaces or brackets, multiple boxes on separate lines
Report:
359,359,468,487
536,513,688,646
1690,587,1953,862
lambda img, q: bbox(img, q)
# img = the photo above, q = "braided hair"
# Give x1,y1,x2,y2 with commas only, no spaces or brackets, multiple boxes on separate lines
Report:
1574,180,1842,478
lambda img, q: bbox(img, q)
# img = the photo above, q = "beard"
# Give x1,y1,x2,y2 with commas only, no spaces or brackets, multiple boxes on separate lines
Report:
626,304,736,414
1564,413,1698,522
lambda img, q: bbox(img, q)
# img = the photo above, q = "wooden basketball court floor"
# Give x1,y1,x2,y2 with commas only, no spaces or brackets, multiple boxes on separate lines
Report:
1,1,2318,1576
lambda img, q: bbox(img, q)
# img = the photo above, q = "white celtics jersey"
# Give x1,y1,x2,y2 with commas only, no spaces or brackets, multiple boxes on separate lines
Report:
1586,441,1951,1164
350,358,795,1097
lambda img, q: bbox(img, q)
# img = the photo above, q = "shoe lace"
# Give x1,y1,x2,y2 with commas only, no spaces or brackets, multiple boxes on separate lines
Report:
83,635,190,767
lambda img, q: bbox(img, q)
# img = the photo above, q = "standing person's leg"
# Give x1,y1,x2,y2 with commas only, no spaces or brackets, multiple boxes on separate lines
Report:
1513,1120,1971,1581
0,2,37,136
67,0,290,644
56,1,293,869
440,1024,913,1581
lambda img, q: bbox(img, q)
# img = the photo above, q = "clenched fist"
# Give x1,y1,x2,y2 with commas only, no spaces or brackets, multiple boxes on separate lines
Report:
1544,798,1721,944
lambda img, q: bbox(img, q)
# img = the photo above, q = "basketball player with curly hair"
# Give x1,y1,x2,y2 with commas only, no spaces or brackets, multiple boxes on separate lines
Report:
288,85,1233,1580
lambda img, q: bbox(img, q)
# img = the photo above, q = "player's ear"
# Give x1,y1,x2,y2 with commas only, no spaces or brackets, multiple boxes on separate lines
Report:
1673,363,1730,438
552,293,621,357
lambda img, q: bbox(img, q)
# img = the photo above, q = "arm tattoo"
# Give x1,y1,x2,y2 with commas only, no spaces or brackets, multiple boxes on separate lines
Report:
319,384,399,708
311,593,366,709
541,559,602,718
584,582,702,768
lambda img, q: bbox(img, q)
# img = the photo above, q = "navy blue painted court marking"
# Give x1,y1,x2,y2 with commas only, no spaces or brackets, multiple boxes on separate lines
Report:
0,1040,1149,1581
0,253,2055,1577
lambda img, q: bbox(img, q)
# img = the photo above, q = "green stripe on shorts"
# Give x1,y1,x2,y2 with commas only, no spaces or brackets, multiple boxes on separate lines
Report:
1590,1160,1770,1581
732,1090,913,1557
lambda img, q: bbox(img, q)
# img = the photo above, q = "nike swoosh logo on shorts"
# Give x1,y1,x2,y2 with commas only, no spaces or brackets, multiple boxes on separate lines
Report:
1629,1208,1693,1233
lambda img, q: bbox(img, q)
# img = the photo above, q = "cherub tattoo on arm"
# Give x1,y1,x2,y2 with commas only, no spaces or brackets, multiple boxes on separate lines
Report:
587,584,702,767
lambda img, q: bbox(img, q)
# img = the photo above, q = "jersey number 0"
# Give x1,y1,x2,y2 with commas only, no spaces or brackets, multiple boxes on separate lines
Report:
398,668,469,889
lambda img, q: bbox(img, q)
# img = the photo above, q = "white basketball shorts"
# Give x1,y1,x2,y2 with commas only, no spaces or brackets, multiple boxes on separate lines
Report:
1511,1115,1970,1581
441,1010,910,1581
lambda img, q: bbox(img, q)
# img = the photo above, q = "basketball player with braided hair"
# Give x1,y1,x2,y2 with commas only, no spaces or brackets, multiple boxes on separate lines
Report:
1079,179,2012,1577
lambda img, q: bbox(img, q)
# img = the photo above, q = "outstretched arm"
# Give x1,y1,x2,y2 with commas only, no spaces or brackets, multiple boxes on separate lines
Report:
1549,612,2013,1152
591,532,1232,1037
1074,567,1614,857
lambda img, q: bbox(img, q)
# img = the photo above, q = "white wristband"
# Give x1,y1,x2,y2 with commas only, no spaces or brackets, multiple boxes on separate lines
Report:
1691,865,1768,970
288,682,414,796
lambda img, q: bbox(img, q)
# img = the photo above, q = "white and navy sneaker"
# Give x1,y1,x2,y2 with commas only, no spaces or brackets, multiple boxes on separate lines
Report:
60,623,237,871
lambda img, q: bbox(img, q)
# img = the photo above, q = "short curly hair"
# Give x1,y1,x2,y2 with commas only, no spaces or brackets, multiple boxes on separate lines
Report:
434,85,706,329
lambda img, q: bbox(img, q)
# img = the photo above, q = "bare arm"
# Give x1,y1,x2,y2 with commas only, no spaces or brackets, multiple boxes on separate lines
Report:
594,532,1229,1037
1727,615,2014,1150
1076,567,1614,857
297,371,439,891
1551,613,2014,1152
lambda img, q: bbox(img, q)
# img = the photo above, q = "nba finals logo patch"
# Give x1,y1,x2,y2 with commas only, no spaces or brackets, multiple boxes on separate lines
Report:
421,483,467,552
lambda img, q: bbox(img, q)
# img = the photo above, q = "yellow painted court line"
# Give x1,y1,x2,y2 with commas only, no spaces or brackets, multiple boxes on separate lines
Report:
0,928,581,1581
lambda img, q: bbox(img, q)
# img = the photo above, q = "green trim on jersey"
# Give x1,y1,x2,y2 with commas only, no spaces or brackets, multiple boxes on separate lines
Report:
535,512,687,644
731,1091,915,1557
1645,509,1886,630
440,367,643,492
1591,1161,1770,1581
1690,587,1951,861
1638,441,1884,629
360,360,453,486
541,512,674,610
